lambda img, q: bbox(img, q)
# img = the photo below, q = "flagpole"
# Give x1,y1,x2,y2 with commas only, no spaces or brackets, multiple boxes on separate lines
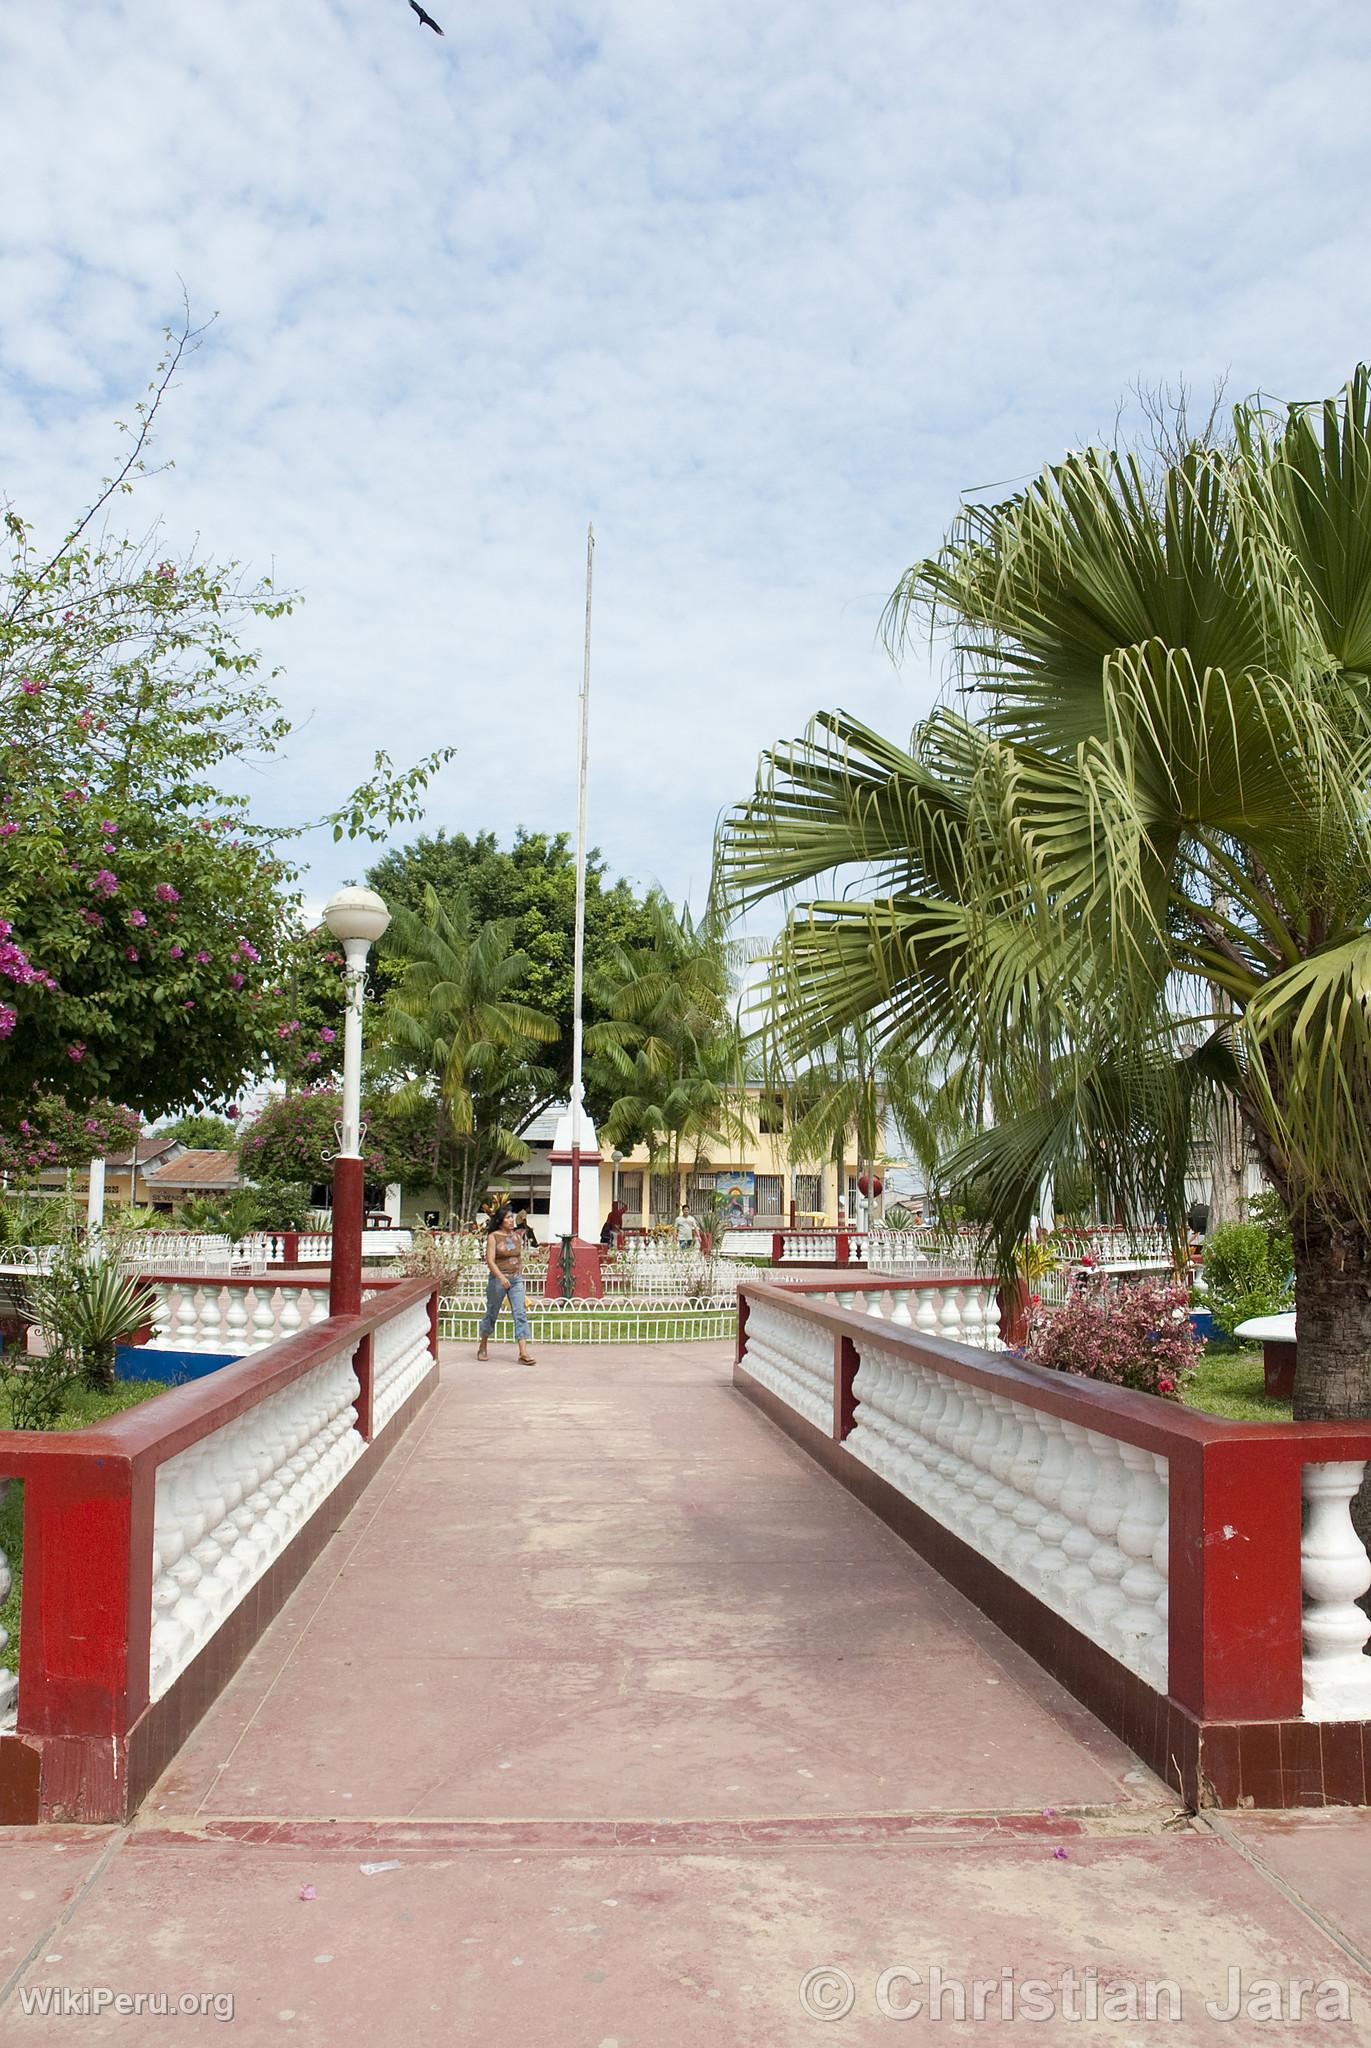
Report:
569,522,593,1243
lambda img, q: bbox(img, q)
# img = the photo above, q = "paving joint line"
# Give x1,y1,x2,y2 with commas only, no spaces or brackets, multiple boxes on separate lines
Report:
1196,1811,1371,1984
0,1824,130,2017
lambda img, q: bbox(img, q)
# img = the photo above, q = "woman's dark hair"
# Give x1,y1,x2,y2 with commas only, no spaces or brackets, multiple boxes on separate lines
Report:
485,1204,515,1234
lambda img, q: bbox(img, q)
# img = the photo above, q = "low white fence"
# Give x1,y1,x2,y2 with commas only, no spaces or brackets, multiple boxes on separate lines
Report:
148,1279,334,1355
438,1295,737,1345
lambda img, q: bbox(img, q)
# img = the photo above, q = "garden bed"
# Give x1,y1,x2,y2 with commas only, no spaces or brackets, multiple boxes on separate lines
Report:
0,1377,167,1677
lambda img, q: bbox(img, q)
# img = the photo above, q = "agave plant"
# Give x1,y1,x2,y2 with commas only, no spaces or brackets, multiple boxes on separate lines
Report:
31,1249,151,1392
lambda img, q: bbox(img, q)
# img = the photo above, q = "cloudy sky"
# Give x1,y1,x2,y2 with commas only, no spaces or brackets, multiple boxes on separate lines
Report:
4,0,1369,915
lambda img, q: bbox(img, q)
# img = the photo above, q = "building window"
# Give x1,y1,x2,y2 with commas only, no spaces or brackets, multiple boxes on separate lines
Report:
650,1172,676,1226
755,1174,784,1220
757,1093,785,1135
619,1170,643,1222
793,1172,822,1215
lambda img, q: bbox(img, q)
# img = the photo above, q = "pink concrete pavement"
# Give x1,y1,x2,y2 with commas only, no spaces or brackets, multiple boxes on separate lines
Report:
2,1340,1370,2042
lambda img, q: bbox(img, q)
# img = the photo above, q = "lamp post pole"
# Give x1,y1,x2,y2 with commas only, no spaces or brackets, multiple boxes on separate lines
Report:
323,886,391,1318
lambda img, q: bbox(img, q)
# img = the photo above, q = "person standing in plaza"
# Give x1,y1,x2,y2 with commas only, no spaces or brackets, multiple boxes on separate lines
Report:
476,1203,536,1366
675,1202,701,1251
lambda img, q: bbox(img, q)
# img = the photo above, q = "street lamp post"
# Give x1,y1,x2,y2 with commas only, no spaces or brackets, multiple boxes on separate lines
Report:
322,885,391,1318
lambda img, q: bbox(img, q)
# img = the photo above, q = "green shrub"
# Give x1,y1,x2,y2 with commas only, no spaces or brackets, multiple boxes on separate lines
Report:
1201,1216,1294,1338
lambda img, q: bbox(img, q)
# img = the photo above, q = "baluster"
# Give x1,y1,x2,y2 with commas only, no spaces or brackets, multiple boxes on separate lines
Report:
1143,1482,1170,1693
1301,1460,1371,1718
938,1287,963,1345
0,1502,16,1723
1111,1445,1169,1672
960,1287,985,1351
173,1282,200,1351
865,1289,885,1320
307,1290,329,1327
1054,1421,1102,1624
251,1287,277,1351
1003,1410,1049,1574
888,1289,914,1327
983,1402,1026,1561
1023,1415,1073,1600
914,1288,940,1338
278,1287,303,1338
1081,1435,1132,1640
223,1288,250,1355
198,1286,223,1352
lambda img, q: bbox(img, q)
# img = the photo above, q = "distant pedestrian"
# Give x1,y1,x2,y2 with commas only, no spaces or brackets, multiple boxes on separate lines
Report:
476,1203,536,1367
600,1198,626,1246
674,1203,701,1251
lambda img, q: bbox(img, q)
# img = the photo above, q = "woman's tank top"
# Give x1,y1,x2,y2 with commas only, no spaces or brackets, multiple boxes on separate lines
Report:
491,1231,522,1277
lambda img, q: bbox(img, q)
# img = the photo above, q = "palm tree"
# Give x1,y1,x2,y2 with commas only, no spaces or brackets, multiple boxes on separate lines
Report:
378,887,558,1220
715,369,1371,1424
587,893,750,1190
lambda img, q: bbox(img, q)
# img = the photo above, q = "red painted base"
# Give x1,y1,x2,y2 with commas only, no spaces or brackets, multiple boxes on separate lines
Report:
546,1241,604,1299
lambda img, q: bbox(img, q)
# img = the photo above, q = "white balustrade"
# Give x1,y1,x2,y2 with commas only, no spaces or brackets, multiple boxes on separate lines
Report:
371,1298,437,1432
815,1281,1003,1352
1301,1460,1371,1720
846,1334,1171,1685
0,1481,16,1730
149,1281,332,1356
740,1297,834,1431
149,1336,365,1698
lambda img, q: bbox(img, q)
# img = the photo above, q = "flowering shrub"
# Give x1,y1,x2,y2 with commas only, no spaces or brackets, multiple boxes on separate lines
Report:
0,1094,140,1179
1021,1278,1201,1401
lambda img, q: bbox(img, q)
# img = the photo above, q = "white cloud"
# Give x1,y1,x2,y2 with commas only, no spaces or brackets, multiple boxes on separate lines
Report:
3,0,1370,913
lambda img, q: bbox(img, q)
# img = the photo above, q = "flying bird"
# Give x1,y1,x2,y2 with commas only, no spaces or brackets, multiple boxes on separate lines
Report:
408,0,444,31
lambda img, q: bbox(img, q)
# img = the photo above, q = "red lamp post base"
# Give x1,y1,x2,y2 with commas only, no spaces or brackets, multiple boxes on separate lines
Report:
329,1156,365,1318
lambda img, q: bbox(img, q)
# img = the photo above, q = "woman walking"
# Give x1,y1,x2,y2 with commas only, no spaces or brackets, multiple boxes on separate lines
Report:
476,1203,537,1366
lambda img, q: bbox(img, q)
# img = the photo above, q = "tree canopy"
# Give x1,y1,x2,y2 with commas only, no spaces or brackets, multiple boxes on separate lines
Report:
0,320,450,1150
716,367,1371,1421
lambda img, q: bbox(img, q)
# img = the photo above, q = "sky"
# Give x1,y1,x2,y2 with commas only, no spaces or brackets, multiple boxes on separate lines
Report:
4,0,1371,922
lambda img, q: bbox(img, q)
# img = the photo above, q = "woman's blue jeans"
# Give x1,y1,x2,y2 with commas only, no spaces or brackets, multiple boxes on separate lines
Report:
479,1272,530,1342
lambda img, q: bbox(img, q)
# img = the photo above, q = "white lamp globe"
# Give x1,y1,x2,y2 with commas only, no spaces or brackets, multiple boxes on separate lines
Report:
322,886,391,946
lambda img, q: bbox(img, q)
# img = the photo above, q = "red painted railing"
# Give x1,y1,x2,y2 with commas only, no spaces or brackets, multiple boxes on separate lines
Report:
735,1276,1371,1807
0,1275,439,1825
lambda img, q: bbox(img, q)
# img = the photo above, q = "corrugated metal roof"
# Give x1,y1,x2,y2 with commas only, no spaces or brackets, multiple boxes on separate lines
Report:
142,1148,241,1189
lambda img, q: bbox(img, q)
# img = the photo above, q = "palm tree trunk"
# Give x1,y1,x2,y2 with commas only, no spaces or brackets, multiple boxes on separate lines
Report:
1291,1203,1371,1422
1208,1090,1248,1229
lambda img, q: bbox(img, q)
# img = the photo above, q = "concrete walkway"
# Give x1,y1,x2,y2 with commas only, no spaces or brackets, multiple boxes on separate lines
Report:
3,1341,1371,2042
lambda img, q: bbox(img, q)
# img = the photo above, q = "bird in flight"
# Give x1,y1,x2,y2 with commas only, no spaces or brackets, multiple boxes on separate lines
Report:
408,0,444,31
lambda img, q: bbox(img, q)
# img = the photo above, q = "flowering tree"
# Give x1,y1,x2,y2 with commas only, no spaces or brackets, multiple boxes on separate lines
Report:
1021,1279,1203,1401
0,315,451,1145
236,1086,439,1193
0,1096,140,1180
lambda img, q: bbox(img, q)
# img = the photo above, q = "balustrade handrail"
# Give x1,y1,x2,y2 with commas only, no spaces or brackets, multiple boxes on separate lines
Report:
737,1275,1371,1461
0,1275,435,1481
0,1273,440,1821
736,1274,1371,1760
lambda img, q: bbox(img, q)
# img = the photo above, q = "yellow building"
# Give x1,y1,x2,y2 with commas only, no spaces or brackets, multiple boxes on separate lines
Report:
601,1088,918,1232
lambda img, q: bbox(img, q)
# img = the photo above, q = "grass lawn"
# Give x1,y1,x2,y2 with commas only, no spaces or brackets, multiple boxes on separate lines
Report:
0,1376,167,1678
1183,1345,1292,1422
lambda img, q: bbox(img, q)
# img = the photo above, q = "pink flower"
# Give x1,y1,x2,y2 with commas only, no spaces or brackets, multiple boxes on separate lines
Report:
125,947,139,961
81,909,103,927
226,1104,240,1119
100,822,118,834
90,869,119,897
0,1004,15,1039
236,938,260,962
170,943,184,959
19,679,43,694
67,1042,86,1061
183,999,195,1010
229,971,244,989
319,1026,336,1043
154,883,179,903
0,822,15,837
196,949,211,964
129,908,148,927
305,1050,321,1064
